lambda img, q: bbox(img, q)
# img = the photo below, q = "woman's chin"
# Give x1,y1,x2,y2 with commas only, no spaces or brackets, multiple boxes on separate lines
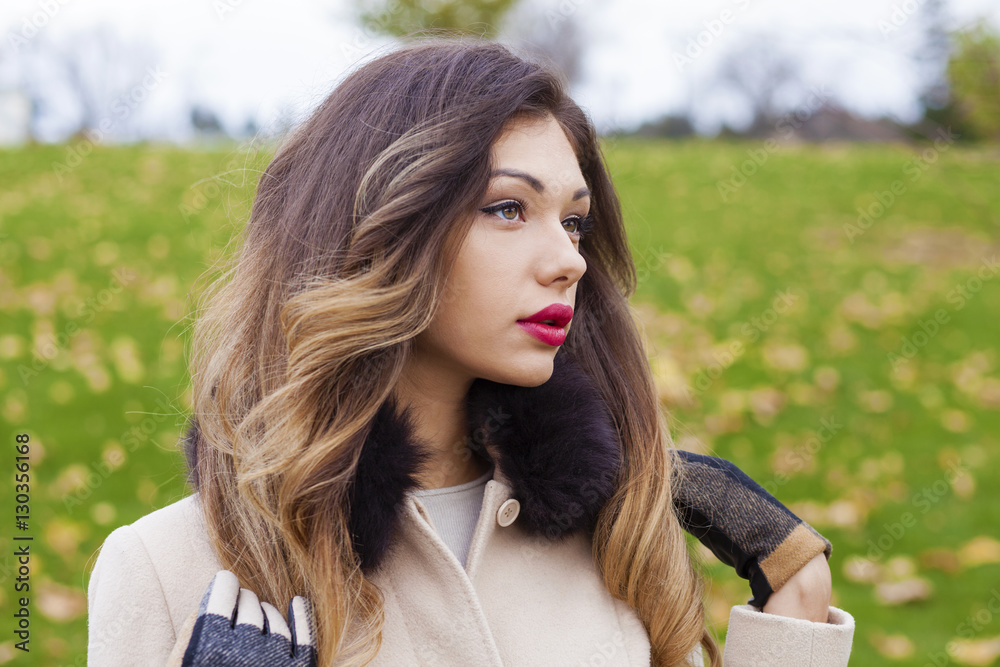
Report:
483,354,557,388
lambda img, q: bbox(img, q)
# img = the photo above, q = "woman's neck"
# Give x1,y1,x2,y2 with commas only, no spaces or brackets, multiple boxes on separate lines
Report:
392,365,492,490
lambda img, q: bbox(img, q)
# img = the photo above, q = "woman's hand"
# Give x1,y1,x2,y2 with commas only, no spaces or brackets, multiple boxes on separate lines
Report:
176,570,317,666
760,553,832,623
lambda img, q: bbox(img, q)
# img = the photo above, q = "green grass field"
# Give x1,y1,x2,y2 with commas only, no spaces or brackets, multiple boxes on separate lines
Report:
0,136,997,665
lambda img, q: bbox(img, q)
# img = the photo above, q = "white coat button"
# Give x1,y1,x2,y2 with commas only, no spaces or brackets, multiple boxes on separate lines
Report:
497,499,520,527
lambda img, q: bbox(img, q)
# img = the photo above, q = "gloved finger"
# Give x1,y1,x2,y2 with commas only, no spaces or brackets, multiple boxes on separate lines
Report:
288,596,317,652
200,570,240,621
234,587,265,631
260,601,291,641
184,571,241,667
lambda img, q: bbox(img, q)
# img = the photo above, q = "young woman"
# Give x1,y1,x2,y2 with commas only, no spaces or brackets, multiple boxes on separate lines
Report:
87,38,854,666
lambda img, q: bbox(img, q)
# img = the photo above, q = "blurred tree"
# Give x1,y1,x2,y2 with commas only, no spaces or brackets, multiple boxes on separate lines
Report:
14,21,159,142
946,19,1000,142
633,114,695,139
913,0,951,111
351,0,589,101
190,105,225,136
6,34,46,143
490,0,588,89
713,36,805,135
354,0,521,39
495,0,587,89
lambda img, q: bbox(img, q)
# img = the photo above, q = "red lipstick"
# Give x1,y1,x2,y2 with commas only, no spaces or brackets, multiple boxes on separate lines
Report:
517,303,573,347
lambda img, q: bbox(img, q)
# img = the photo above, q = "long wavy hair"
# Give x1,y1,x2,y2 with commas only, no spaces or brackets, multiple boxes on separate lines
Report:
185,36,721,666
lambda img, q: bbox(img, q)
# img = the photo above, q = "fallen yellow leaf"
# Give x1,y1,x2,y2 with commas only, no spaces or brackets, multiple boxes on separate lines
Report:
919,548,962,575
870,632,915,660
949,637,1000,666
37,580,87,623
959,536,1000,568
875,577,933,605
843,555,882,584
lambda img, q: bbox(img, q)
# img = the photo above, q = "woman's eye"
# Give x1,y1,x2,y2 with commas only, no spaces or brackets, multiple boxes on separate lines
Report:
481,200,523,222
564,214,594,239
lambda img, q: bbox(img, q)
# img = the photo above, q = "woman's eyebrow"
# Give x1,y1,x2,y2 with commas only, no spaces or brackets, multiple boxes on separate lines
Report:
490,168,590,201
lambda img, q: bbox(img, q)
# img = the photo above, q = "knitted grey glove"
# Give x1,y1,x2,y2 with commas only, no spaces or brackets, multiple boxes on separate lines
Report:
671,449,832,608
182,570,317,667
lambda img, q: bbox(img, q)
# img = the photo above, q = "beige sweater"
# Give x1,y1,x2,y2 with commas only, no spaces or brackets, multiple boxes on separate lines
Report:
88,484,854,665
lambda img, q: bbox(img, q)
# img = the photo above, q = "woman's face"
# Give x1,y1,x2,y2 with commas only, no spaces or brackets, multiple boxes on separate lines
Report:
413,112,590,389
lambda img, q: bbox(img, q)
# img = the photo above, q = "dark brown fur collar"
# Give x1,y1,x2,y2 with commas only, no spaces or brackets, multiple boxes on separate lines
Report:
183,351,621,574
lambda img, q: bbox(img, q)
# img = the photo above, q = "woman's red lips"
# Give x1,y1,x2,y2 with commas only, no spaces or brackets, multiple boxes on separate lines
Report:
517,304,573,347
517,304,573,327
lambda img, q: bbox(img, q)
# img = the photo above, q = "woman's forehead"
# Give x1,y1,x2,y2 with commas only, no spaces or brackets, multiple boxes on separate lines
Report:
488,117,587,191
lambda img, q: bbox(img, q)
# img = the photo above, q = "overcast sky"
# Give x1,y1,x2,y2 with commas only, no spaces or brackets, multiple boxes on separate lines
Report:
1,0,999,142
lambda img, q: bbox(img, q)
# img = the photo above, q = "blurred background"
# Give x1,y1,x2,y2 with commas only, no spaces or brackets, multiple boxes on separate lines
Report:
0,0,998,665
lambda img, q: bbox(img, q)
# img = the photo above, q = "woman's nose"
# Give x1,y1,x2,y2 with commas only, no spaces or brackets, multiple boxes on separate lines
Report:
536,216,587,286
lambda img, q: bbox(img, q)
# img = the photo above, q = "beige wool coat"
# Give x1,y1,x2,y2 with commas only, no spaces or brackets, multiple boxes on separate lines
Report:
89,355,854,665
88,479,854,666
